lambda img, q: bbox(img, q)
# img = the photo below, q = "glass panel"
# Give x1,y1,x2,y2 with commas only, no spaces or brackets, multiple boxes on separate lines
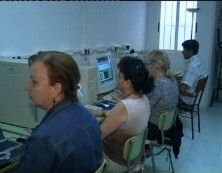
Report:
177,1,197,50
159,1,177,50
159,1,197,51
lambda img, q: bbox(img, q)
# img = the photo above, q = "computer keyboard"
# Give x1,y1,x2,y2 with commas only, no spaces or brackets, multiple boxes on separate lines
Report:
0,140,20,152
102,90,124,103
84,105,105,124
84,104,103,111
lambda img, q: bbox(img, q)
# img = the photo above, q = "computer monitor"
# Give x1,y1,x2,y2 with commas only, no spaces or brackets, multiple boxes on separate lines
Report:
88,52,117,94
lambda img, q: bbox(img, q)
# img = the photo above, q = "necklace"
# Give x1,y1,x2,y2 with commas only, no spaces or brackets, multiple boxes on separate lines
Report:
125,93,135,98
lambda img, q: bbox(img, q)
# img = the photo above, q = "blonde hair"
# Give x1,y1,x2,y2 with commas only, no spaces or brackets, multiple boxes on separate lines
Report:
146,49,175,80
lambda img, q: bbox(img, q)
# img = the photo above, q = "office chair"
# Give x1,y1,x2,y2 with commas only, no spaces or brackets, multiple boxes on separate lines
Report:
146,109,177,173
123,128,148,173
94,158,108,173
176,76,208,139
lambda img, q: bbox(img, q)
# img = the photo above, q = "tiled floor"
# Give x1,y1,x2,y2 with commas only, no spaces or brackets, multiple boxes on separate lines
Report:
143,101,222,173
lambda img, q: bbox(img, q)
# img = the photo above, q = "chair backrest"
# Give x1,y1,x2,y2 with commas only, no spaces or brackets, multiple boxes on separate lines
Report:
195,76,208,93
123,128,148,162
158,109,176,131
94,159,107,173
194,76,208,105
158,109,177,144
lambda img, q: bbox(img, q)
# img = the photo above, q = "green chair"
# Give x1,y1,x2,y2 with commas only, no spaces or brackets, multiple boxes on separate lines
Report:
147,109,177,173
123,128,148,173
94,158,108,173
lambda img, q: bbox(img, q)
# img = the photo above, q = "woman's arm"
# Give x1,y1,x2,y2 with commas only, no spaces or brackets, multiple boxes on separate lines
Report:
100,102,128,139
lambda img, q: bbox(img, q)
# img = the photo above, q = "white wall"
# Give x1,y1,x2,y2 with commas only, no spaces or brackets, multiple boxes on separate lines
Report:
0,2,84,56
86,1,147,50
0,1,147,57
195,1,217,108
145,1,160,50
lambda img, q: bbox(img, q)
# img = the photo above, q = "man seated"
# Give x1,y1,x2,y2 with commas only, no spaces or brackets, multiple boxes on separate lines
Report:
178,39,207,106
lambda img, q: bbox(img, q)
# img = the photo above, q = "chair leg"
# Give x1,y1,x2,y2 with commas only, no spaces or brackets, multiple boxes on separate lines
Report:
151,145,156,173
197,106,200,132
167,149,174,173
191,112,194,139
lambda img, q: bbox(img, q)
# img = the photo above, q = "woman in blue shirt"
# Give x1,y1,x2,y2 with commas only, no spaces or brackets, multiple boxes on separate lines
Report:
16,51,103,173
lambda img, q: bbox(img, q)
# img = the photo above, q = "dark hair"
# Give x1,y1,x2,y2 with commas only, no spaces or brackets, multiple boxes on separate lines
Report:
28,51,80,102
182,39,199,55
117,56,154,94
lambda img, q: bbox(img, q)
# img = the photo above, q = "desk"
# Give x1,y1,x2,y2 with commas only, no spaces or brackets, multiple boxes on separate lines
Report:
0,123,28,173
0,122,30,139
96,117,105,124
0,161,19,173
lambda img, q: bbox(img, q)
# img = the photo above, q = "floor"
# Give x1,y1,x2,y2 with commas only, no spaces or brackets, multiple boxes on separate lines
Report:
143,101,222,173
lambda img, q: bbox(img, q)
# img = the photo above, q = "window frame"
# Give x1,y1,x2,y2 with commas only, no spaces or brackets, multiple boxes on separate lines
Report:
158,1,198,51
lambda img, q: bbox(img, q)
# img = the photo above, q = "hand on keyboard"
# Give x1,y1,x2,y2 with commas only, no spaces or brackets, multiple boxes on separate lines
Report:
84,104,104,119
103,90,123,103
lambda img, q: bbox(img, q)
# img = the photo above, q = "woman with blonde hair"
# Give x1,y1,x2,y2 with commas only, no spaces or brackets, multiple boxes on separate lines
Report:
145,50,179,145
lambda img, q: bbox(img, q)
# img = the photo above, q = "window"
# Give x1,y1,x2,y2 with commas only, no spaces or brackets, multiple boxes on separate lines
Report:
159,1,198,51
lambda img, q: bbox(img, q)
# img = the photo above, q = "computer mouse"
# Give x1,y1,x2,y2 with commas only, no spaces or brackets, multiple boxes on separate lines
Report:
96,102,110,108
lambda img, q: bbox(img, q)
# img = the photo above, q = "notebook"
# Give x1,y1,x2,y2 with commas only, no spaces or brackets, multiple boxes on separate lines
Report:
0,138,24,168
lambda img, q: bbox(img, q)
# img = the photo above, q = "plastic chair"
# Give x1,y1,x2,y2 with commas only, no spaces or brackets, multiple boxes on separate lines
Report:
147,109,176,173
176,76,208,139
123,128,148,173
94,158,108,173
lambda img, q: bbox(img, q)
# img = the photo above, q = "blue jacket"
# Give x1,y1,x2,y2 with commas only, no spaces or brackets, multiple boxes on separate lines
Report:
17,99,103,173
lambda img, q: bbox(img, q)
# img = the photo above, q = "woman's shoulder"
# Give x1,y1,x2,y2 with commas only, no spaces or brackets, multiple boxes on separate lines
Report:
156,76,177,84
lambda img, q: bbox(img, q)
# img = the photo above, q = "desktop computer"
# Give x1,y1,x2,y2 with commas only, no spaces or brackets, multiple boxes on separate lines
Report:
79,65,98,105
0,58,45,128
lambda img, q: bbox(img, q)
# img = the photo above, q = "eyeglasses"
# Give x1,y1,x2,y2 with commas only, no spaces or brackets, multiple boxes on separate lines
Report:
115,73,124,79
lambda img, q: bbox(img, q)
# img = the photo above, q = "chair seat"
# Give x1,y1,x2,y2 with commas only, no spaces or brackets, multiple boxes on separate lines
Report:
177,104,192,111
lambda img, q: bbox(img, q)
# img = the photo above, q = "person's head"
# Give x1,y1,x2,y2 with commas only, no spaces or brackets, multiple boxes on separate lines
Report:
117,56,154,95
182,39,199,59
26,51,80,110
146,49,170,77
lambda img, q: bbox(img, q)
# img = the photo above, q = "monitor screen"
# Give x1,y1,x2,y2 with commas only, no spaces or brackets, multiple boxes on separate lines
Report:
96,56,114,85
88,52,117,94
